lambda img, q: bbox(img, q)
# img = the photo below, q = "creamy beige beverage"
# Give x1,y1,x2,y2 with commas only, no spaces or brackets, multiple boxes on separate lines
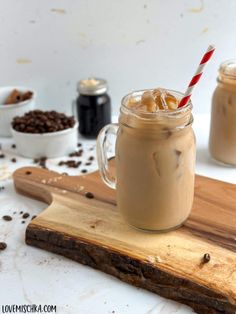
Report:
209,60,236,165
97,88,196,232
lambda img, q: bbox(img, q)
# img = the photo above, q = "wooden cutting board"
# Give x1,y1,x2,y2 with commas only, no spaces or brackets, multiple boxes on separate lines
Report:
13,161,236,314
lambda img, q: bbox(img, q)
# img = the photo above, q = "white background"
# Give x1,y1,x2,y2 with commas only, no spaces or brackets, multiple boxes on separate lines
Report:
0,0,235,115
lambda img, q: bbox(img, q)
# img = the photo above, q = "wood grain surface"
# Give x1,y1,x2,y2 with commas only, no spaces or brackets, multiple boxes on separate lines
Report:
13,163,236,314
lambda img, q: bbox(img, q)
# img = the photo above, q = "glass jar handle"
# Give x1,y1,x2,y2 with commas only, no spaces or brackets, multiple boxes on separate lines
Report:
72,99,78,121
96,123,118,189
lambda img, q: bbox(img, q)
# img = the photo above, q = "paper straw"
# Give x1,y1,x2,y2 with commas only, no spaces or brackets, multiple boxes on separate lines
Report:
178,45,215,108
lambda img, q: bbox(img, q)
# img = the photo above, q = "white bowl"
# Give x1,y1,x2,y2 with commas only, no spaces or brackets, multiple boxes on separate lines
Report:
12,123,78,158
0,86,36,137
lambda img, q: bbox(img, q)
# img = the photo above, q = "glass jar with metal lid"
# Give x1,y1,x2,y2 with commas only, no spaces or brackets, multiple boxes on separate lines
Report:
75,78,111,138
209,60,236,165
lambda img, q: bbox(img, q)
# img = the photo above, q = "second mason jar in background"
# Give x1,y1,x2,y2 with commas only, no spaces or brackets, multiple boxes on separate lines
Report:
75,78,111,138
209,60,236,166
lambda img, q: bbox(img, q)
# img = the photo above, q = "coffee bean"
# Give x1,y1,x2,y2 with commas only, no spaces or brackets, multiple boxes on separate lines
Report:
39,157,47,168
58,160,81,168
21,221,25,224
81,169,87,173
202,253,211,264
0,154,5,158
11,158,17,163
85,192,94,199
0,242,7,250
31,215,37,220
11,144,16,149
22,213,30,219
88,156,94,161
33,156,47,168
2,215,12,221
12,110,76,134
69,149,83,157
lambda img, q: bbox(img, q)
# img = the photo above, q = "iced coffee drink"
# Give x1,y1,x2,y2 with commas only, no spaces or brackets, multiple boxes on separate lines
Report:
97,88,196,232
209,60,236,165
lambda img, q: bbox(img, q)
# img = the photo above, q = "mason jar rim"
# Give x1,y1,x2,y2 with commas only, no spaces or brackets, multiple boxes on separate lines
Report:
121,88,193,117
218,59,236,81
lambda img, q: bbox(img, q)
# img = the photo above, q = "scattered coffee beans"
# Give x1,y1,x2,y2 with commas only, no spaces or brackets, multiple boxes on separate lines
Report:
2,215,12,221
85,192,94,199
202,253,211,264
12,110,76,134
34,157,47,168
22,213,30,219
58,160,81,168
39,157,47,168
69,149,83,157
0,242,7,250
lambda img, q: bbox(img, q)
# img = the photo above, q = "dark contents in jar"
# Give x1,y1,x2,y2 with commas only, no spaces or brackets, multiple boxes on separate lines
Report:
12,110,76,134
75,78,111,138
77,94,111,138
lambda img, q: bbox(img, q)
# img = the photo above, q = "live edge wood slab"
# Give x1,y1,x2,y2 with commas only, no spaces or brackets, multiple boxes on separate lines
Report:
13,162,236,314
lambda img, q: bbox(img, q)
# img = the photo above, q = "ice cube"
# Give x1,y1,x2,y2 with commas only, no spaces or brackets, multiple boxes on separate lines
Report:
153,89,167,110
127,96,138,108
153,89,178,110
141,91,158,112
127,89,179,112
165,93,178,110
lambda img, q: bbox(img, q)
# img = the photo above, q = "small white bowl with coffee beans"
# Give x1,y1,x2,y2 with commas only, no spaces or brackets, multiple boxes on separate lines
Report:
0,86,36,137
11,110,78,158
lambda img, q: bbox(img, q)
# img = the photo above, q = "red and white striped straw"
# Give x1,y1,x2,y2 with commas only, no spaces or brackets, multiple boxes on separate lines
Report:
178,45,215,108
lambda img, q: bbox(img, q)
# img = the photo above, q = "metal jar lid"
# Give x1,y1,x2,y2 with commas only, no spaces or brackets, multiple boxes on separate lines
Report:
77,78,108,96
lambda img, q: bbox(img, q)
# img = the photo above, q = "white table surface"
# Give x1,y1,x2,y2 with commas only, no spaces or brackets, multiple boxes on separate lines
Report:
0,114,235,314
